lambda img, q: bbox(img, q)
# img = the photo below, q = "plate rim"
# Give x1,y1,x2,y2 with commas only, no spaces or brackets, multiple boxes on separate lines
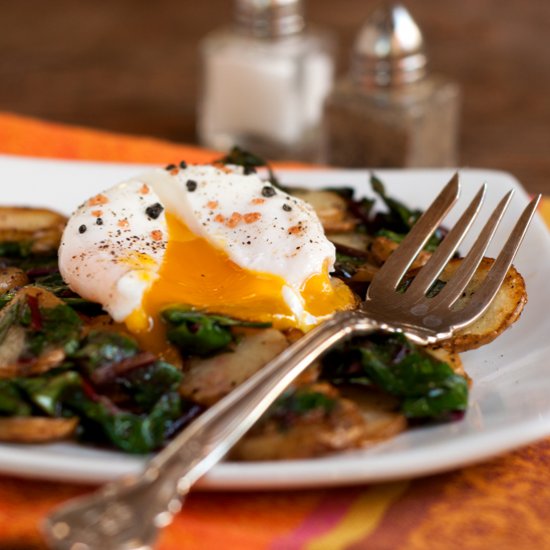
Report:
0,154,549,489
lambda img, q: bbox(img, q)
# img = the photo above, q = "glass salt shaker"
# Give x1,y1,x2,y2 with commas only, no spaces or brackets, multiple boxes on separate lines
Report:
323,3,460,168
197,0,335,162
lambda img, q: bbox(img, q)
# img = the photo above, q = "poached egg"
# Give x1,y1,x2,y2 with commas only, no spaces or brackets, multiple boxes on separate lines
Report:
59,164,355,352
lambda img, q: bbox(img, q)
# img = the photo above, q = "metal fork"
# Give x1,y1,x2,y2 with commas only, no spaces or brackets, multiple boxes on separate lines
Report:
43,174,540,550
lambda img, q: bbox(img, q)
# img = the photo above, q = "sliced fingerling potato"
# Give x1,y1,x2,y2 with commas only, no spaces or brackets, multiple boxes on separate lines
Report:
0,287,74,378
291,190,348,223
0,206,67,254
180,329,288,406
0,417,78,442
329,232,371,251
230,382,376,460
436,258,527,353
371,235,432,269
0,267,29,294
291,190,358,233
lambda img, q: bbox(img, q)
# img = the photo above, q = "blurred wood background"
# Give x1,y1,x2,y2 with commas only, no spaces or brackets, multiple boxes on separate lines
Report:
0,0,549,193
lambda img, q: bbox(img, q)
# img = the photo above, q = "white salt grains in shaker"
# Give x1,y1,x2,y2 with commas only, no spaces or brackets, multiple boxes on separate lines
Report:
197,0,335,162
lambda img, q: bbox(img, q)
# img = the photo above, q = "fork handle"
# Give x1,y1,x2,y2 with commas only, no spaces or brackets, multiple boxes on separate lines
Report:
151,309,377,483
45,310,377,550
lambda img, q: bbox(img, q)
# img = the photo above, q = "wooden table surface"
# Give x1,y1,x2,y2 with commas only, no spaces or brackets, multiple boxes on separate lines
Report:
1,0,549,194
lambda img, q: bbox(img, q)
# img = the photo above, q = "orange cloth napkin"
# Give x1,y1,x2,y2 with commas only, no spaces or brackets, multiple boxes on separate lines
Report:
0,112,549,550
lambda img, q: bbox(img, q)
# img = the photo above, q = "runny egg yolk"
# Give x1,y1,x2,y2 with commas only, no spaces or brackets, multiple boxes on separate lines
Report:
126,213,355,353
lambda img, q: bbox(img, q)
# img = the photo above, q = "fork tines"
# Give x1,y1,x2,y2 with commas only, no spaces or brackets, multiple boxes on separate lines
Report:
368,172,541,326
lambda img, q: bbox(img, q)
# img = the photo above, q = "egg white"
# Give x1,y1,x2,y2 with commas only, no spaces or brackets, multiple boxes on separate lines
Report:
59,164,344,331
59,179,166,322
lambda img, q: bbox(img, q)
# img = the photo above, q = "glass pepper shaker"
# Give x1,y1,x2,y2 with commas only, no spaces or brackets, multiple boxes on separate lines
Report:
197,0,335,162
322,2,460,168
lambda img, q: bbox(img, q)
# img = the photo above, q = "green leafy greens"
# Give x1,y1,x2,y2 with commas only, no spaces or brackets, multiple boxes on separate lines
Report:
216,146,282,189
321,333,468,421
370,174,446,252
162,307,270,357
0,328,203,453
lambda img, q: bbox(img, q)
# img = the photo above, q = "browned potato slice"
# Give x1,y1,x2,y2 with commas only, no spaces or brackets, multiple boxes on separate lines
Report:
231,383,372,460
330,232,371,251
180,329,288,406
340,388,407,443
371,243,525,352
291,189,347,223
371,235,431,269
331,240,380,287
324,219,359,233
0,417,78,442
0,206,66,254
350,262,379,284
291,190,357,233
0,286,70,378
436,258,527,353
0,320,26,370
0,267,29,294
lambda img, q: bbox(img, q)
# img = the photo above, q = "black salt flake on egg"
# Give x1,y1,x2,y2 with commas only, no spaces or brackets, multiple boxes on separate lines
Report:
261,186,276,198
145,203,164,220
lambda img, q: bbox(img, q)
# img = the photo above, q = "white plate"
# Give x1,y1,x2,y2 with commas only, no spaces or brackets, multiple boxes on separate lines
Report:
0,154,549,490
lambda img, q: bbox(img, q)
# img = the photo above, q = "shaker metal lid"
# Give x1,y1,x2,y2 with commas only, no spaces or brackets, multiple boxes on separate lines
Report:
234,0,305,38
351,2,427,87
